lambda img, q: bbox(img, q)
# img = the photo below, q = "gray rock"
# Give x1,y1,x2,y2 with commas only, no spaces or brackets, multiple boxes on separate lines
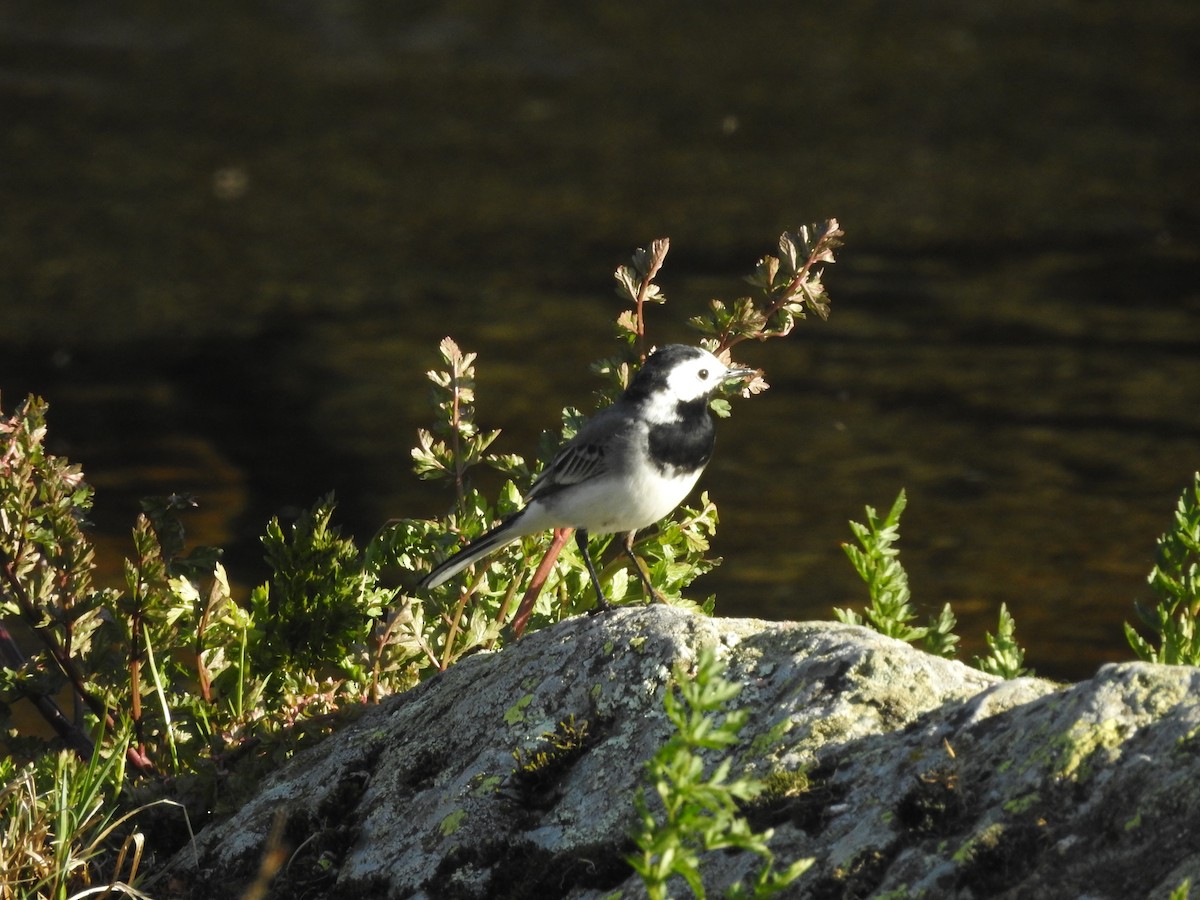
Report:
161,605,1200,899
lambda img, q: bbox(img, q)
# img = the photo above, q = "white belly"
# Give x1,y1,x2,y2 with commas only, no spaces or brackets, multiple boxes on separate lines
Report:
521,465,704,535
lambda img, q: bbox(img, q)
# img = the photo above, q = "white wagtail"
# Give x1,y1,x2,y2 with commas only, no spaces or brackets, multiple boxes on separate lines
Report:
421,344,754,608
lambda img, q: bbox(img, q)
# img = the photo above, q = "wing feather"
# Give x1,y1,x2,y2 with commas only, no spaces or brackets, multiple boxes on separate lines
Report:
525,439,609,502
524,404,631,503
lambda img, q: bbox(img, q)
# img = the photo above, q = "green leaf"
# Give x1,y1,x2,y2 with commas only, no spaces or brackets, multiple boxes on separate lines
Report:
629,647,813,898
973,603,1030,679
839,490,967,654
1126,473,1200,665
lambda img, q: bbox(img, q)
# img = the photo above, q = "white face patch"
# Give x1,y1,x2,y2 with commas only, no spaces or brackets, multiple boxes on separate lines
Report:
663,350,727,405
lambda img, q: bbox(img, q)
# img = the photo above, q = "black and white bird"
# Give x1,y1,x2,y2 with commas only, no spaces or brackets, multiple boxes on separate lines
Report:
420,344,754,608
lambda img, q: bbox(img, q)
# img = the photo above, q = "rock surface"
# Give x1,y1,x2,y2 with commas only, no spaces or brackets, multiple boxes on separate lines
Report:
162,606,1200,899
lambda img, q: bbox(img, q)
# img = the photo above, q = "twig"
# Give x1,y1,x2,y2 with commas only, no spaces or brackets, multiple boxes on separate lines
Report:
634,238,670,361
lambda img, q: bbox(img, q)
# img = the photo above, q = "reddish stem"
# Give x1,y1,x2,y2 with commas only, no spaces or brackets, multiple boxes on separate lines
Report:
511,529,573,638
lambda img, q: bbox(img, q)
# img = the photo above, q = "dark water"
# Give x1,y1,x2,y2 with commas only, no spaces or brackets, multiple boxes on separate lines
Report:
2,2,1198,681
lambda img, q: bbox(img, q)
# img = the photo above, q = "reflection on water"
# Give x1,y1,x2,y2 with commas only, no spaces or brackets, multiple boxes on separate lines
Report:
2,1,1198,681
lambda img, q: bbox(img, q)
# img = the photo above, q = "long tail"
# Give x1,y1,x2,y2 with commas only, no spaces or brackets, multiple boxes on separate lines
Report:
420,512,530,590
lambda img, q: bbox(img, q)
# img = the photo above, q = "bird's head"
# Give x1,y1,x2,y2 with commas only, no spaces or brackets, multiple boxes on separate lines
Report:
630,345,756,408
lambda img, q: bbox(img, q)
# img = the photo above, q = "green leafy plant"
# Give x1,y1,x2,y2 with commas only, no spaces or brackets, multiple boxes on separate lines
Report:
973,603,1028,678
252,498,385,681
1125,472,1200,665
0,398,404,888
835,490,1038,676
0,396,125,766
835,490,960,659
690,222,840,350
629,646,813,899
0,733,182,900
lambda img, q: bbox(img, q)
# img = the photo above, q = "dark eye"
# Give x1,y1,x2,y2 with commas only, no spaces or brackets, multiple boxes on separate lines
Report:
698,368,710,380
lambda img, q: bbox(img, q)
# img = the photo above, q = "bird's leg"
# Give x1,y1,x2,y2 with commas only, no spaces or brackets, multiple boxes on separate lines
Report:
622,531,663,604
577,529,611,613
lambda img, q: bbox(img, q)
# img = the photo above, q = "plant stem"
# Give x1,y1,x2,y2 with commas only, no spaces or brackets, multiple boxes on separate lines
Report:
450,372,465,510
511,528,573,637
634,238,669,361
440,567,489,669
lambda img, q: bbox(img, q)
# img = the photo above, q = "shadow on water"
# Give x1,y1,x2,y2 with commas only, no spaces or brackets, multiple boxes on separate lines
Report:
2,1,1199,681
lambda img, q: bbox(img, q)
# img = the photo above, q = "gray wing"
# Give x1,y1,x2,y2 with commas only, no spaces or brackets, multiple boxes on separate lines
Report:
524,405,629,503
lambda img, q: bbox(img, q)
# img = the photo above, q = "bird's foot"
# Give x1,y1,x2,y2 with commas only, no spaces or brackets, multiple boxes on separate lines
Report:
587,595,614,616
